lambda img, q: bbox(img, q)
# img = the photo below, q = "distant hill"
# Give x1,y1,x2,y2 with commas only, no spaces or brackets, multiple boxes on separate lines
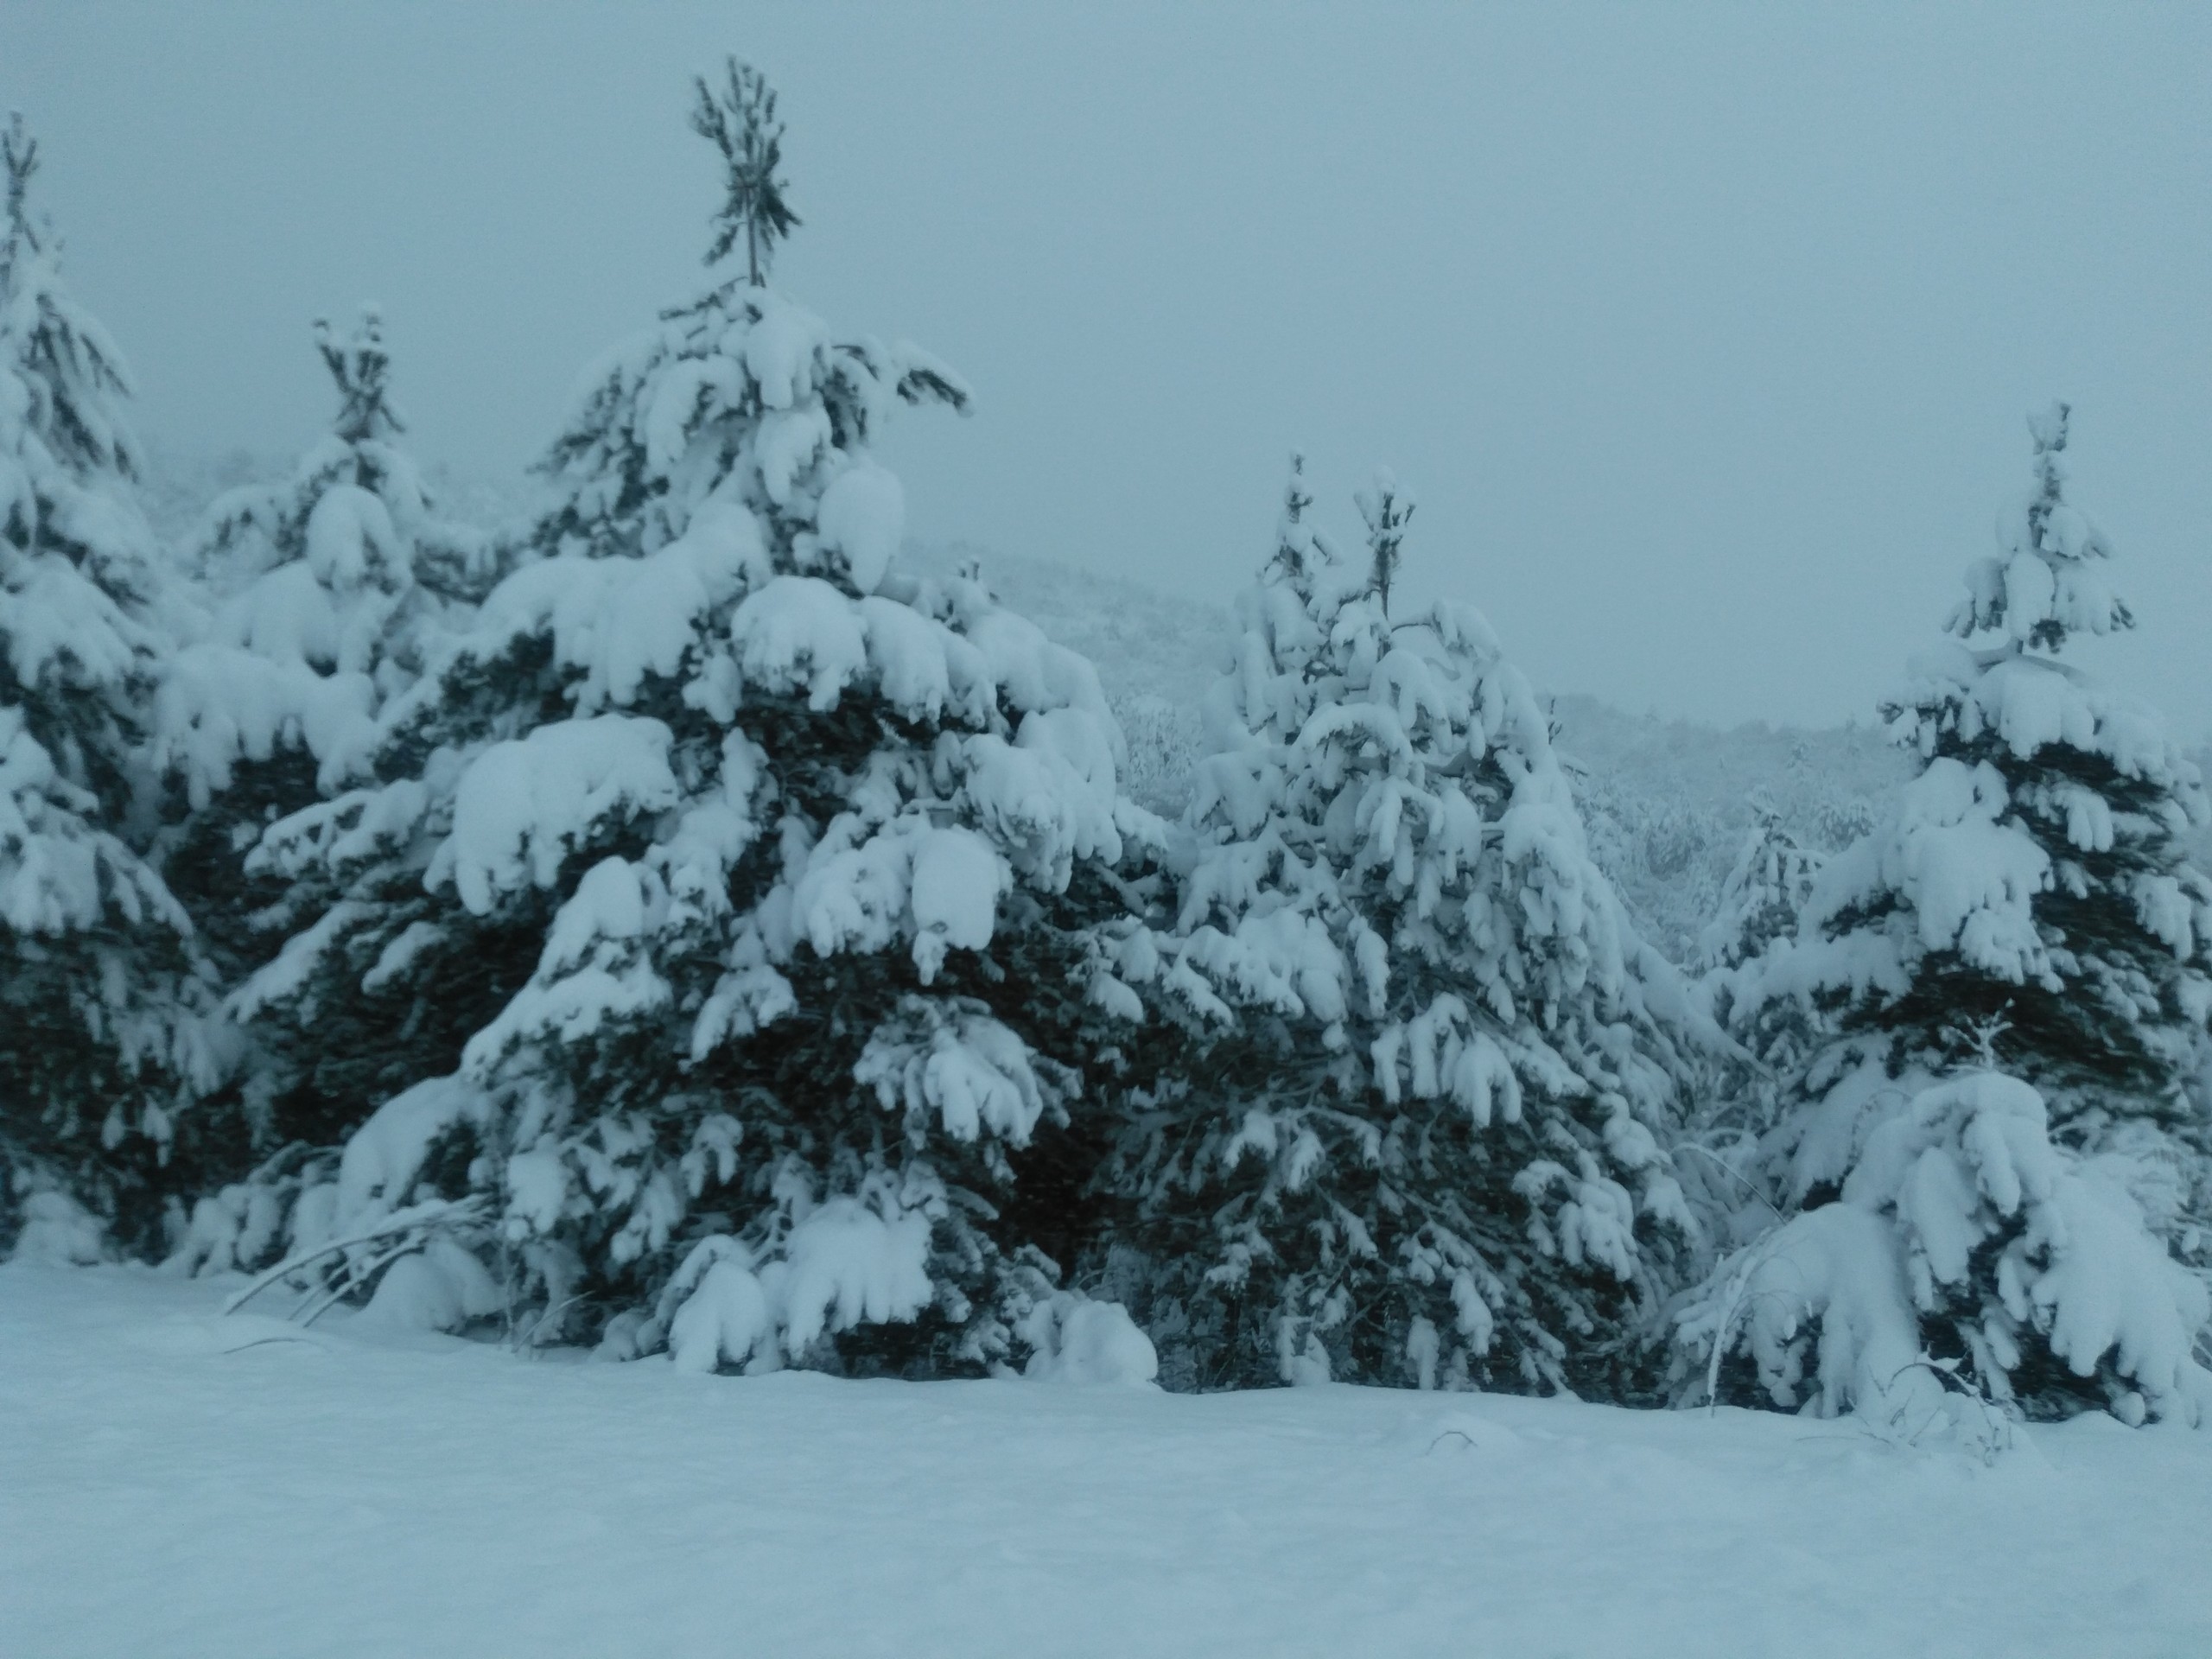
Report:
1547,695,1910,961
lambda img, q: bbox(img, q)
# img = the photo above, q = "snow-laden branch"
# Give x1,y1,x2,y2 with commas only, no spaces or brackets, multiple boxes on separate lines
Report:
219,1197,484,1317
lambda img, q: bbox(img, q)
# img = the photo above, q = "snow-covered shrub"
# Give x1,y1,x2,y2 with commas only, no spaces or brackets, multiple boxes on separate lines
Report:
1018,1290,1160,1385
169,1074,505,1332
4,1186,111,1264
0,115,225,1252
1681,1069,2212,1425
226,63,1159,1370
164,1143,327,1279
1107,457,1722,1395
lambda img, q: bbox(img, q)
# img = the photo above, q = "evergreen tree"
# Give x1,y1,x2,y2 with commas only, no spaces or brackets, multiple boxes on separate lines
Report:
1771,407,2212,1226
691,59,800,287
218,63,1160,1377
1696,794,1821,980
1109,458,1715,1395
0,113,220,1254
1681,408,2212,1424
197,308,493,608
1692,795,1826,1147
149,308,484,1191
157,310,480,841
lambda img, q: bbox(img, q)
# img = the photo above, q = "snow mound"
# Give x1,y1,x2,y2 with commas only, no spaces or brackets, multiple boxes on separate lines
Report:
658,1196,937,1374
1421,1411,1528,1454
356,1236,504,1332
6,1191,110,1266
1021,1294,1160,1386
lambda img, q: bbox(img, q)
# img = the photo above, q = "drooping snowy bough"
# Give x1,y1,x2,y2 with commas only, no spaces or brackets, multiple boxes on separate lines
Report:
1108,459,1722,1394
1682,1067,2211,1428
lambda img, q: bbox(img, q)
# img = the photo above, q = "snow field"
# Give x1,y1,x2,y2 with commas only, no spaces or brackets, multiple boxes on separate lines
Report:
4,1265,2210,1659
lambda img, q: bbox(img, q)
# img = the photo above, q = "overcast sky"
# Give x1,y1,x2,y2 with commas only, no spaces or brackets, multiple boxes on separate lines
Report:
6,2,2209,733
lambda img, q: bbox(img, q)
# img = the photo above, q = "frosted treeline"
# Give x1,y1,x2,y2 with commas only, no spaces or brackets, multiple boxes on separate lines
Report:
4,74,2209,1427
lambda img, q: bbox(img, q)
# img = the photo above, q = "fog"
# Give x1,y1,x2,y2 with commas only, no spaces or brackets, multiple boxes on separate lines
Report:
6,0,2208,731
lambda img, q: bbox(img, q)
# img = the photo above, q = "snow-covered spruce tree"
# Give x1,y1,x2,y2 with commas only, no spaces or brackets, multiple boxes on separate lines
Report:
156,308,480,936
1781,407,2212,1215
1109,457,1717,1395
219,63,1161,1378
147,313,493,1257
1681,408,2212,1424
0,113,222,1255
1696,794,1821,982
1689,794,1827,1154
1825,409,2212,1150
189,308,492,614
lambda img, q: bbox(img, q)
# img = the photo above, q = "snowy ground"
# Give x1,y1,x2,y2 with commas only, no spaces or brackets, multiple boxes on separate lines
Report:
4,1266,2209,1659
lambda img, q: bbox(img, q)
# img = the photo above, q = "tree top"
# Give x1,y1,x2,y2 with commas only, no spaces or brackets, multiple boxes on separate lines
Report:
4,111,41,249
314,307,404,445
691,58,801,285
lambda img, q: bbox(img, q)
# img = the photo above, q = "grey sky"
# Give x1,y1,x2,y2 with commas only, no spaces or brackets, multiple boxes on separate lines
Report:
6,2,2208,733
